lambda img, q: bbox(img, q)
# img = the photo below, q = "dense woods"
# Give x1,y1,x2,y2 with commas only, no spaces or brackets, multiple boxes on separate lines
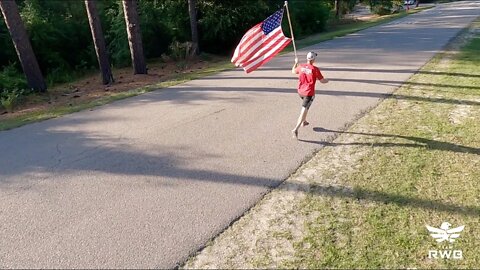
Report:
0,0,424,95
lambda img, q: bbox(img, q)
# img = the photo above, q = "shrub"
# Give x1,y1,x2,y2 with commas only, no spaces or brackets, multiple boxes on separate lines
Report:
0,89,24,113
369,0,396,15
104,1,131,67
198,0,273,54
372,5,392,15
0,64,28,94
286,0,331,38
168,41,197,61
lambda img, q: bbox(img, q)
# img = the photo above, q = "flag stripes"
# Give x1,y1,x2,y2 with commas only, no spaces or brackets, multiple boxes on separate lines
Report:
231,9,291,73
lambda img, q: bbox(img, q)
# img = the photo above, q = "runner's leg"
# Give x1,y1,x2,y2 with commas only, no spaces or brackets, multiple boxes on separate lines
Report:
292,107,308,139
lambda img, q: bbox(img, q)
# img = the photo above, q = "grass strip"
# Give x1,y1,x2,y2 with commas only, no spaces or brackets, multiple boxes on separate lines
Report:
286,19,480,269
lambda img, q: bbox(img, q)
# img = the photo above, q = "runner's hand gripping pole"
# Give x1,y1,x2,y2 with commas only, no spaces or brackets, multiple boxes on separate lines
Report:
284,1,297,63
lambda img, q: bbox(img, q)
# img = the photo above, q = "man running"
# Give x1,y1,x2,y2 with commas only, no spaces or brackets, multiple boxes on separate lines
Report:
291,51,329,139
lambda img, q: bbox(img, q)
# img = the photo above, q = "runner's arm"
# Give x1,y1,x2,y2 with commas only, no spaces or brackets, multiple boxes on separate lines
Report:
292,58,299,74
317,69,328,83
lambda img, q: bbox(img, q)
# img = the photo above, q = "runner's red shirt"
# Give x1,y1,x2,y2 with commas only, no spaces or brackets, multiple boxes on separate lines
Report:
296,64,324,96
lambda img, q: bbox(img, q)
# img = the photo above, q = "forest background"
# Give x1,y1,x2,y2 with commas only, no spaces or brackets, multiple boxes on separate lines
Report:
0,0,430,101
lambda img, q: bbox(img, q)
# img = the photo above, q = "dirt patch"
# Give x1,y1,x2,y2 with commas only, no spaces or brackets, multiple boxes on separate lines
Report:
449,104,473,124
0,56,224,121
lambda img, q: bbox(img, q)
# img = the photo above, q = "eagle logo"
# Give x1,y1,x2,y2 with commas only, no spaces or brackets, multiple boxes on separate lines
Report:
425,222,464,243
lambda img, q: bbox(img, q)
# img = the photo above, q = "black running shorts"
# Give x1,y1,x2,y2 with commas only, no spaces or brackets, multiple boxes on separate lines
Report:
300,95,315,109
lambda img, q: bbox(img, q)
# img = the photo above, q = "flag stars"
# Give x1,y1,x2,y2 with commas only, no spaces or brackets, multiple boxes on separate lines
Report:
262,9,283,35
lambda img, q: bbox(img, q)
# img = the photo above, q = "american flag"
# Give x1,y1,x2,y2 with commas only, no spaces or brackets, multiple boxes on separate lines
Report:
231,9,292,73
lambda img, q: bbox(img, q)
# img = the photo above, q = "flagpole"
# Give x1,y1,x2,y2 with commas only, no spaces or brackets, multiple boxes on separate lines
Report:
284,1,297,60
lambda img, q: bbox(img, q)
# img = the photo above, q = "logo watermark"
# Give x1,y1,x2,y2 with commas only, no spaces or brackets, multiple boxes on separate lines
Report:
426,221,464,260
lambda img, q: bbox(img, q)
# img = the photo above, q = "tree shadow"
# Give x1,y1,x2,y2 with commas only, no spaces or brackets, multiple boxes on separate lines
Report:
319,90,480,106
197,76,480,93
321,67,480,78
329,77,480,91
299,127,480,155
167,85,480,106
1,122,478,218
304,183,480,217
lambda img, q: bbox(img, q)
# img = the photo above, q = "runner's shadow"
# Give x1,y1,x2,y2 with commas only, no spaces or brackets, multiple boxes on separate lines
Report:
299,127,480,155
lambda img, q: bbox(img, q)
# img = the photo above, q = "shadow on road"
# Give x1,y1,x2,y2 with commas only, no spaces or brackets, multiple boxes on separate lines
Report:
198,76,480,93
170,85,480,106
0,117,478,218
322,67,480,78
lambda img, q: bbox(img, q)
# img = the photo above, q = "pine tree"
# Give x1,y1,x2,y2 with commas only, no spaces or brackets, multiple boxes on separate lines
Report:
122,0,147,74
0,0,46,92
188,0,199,56
85,0,114,85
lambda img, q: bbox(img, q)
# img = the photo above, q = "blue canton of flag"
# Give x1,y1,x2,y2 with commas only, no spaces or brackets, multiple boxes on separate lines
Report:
262,9,284,35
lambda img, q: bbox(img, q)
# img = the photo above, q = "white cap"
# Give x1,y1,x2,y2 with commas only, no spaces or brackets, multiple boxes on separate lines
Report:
307,51,317,61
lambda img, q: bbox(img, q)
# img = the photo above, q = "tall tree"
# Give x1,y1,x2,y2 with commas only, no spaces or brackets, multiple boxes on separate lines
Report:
85,0,114,85
335,0,341,18
0,0,46,92
188,0,199,56
122,0,147,74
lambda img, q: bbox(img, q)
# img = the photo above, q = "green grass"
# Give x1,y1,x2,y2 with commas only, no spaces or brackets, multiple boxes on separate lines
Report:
284,21,480,269
0,7,431,131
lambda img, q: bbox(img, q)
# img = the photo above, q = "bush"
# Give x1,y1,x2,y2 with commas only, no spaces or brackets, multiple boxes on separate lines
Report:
369,0,399,15
0,64,28,93
285,0,331,38
21,0,95,80
140,1,181,59
198,0,273,54
103,0,181,67
168,41,194,60
0,89,25,113
104,1,131,67
0,66,29,113
372,5,392,15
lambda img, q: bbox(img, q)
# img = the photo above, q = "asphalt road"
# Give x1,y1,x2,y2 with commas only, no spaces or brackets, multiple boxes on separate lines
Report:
1,2,479,268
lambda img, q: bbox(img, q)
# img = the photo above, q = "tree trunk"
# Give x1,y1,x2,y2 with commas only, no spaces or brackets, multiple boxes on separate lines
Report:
335,0,341,18
85,0,114,85
122,0,147,74
188,0,199,56
0,0,46,92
